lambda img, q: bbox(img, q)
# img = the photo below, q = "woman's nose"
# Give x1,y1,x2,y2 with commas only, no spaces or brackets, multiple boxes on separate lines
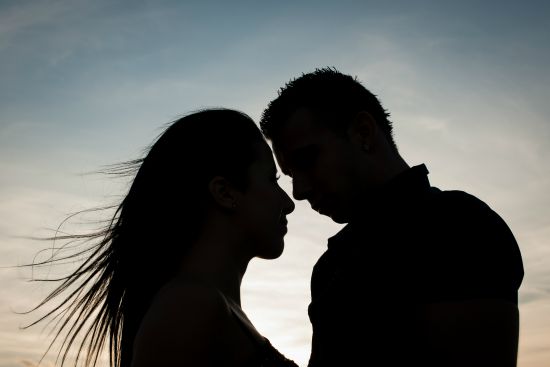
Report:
282,189,295,215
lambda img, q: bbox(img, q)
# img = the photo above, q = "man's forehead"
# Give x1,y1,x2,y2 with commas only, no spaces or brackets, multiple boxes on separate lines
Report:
271,108,325,175
272,148,289,175
273,107,322,151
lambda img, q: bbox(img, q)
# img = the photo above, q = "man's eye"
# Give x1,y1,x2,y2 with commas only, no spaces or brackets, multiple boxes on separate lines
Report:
293,150,316,170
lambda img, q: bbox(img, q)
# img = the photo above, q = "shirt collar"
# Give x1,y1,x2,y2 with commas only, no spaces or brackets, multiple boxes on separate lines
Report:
327,164,431,249
380,163,430,199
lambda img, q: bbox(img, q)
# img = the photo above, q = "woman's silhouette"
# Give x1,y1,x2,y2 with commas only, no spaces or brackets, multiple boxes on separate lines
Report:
26,109,297,367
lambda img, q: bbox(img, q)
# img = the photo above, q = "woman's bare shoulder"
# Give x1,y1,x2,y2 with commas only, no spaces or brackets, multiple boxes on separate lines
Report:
131,281,231,366
146,280,231,320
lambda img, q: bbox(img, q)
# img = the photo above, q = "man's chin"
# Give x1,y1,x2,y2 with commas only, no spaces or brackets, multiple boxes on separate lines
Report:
316,208,349,224
329,213,349,224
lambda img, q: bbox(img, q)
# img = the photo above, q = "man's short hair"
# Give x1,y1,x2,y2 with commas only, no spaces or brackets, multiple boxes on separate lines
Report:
260,67,397,151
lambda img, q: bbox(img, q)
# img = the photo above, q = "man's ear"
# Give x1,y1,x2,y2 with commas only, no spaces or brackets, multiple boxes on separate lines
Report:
208,176,240,209
347,111,377,152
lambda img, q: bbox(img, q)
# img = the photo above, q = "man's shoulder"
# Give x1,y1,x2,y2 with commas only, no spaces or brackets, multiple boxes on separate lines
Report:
426,189,514,238
421,190,524,303
420,188,513,235
422,187,519,254
425,187,490,212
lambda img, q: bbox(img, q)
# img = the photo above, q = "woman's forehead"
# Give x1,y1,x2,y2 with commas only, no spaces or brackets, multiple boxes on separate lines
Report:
253,141,277,171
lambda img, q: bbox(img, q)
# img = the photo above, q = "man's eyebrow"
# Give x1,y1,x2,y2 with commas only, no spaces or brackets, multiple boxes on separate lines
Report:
289,145,318,162
290,144,316,157
276,144,316,177
279,145,318,177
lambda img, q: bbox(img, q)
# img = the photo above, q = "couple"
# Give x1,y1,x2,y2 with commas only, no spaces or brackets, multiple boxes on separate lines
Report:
31,68,523,367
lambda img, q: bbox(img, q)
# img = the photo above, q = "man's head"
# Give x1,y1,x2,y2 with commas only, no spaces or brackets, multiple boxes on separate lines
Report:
260,68,407,223
260,67,397,152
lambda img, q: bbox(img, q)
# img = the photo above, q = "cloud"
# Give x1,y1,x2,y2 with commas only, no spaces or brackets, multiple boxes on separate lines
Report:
0,0,92,51
0,1,68,35
518,298,550,367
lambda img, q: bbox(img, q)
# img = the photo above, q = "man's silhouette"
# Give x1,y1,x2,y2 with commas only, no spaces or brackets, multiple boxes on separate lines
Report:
260,68,524,367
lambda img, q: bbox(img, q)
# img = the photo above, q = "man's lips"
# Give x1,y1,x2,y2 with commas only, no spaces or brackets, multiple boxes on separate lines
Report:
310,201,323,213
311,199,333,216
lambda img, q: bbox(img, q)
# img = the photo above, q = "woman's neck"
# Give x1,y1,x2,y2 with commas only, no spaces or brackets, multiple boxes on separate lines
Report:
177,226,250,305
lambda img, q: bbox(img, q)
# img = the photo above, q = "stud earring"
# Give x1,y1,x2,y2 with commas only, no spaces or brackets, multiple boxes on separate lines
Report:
362,143,370,152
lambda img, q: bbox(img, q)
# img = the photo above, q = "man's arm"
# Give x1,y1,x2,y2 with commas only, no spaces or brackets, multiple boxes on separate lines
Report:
420,299,519,367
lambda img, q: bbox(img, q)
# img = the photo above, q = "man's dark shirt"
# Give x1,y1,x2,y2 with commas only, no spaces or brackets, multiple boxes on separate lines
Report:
307,164,524,366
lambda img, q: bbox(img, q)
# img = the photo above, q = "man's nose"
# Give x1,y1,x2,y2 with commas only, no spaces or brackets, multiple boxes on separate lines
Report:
281,189,295,215
292,175,311,201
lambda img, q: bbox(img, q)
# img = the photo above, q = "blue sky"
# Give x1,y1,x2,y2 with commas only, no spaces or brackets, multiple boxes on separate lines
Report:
1,1,549,366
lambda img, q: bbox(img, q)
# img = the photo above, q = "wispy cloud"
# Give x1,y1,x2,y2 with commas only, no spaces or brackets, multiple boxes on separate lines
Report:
0,0,91,51
0,0,68,35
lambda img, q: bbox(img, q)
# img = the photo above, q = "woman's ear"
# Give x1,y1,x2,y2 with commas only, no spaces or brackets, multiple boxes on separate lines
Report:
208,176,239,210
347,111,378,152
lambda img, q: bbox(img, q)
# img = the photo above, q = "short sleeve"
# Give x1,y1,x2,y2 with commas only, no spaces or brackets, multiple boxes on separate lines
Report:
422,191,524,304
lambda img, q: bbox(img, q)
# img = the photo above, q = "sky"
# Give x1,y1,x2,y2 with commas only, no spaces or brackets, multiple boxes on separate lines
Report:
0,0,549,366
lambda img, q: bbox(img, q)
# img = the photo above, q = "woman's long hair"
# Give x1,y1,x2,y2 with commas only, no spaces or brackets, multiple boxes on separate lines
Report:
23,109,265,367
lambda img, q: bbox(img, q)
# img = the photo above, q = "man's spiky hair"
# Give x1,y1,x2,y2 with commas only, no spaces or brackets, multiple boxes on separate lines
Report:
260,67,396,151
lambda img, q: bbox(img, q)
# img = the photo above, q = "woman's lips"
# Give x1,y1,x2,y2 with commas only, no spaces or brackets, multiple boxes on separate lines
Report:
280,218,288,234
